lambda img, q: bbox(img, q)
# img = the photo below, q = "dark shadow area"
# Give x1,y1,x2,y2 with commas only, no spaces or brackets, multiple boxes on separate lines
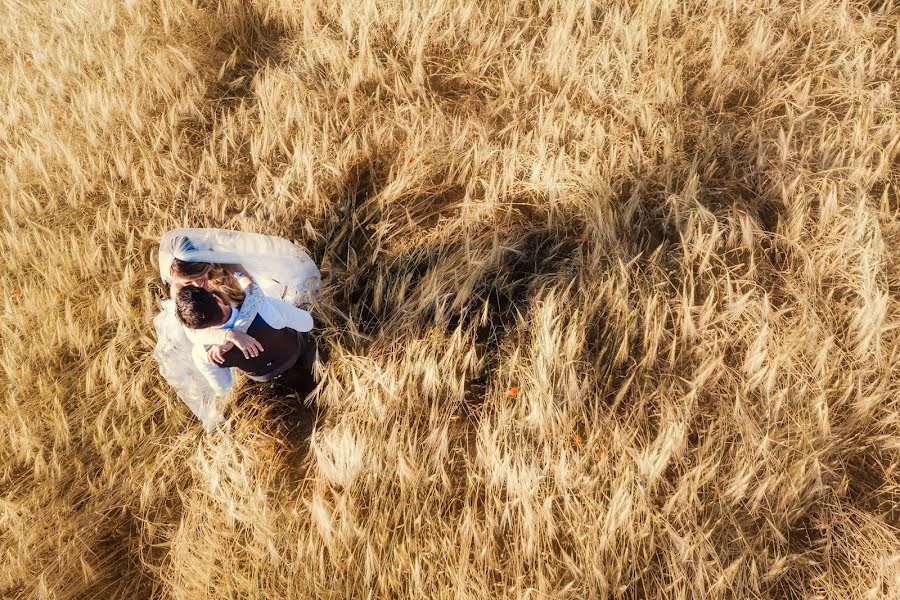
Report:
238,372,320,490
172,3,291,220
315,159,390,273
257,335,327,487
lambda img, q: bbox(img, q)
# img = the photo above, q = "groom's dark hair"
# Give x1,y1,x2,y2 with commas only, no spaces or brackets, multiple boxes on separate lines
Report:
175,286,225,329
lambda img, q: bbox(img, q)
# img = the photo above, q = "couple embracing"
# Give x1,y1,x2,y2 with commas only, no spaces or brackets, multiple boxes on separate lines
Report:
153,228,322,431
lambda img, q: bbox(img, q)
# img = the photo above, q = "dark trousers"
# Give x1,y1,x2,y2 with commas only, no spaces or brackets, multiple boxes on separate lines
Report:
267,333,318,397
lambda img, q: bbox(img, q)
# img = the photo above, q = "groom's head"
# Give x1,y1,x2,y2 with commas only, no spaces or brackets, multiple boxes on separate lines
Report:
175,286,228,329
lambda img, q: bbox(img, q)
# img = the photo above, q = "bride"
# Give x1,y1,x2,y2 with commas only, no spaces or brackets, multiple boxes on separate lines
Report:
153,228,321,431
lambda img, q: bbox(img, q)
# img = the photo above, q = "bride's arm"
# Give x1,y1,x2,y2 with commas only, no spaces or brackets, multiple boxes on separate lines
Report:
186,325,230,345
219,265,260,332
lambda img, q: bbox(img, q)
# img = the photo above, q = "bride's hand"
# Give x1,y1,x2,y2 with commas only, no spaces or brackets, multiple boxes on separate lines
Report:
225,330,264,359
207,342,235,364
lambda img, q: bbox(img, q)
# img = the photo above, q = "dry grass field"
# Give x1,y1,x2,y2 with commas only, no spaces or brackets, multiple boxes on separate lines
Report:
1,0,899,597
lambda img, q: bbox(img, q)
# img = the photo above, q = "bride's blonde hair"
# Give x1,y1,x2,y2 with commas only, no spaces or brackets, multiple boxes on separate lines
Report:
170,259,245,306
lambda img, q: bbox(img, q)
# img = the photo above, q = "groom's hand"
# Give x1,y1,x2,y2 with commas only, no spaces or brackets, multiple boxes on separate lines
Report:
208,342,234,364
225,330,264,359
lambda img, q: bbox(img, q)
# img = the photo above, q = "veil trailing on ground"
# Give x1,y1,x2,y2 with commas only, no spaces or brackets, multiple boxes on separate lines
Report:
153,228,321,431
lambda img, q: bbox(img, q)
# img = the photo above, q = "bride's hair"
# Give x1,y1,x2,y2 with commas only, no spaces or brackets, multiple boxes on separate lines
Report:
170,259,245,306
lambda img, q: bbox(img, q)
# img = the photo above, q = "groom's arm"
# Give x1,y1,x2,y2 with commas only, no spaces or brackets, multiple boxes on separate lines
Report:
258,298,314,332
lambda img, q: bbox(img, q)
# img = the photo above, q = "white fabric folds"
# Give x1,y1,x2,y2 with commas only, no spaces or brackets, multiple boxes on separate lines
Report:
158,228,322,306
153,228,321,431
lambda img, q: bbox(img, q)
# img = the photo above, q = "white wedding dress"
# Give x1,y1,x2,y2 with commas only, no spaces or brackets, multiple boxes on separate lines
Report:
153,228,321,430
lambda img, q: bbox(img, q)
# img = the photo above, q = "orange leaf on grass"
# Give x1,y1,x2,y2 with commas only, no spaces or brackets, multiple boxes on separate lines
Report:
595,450,605,460
24,60,32,68
579,231,588,242
571,434,583,445
508,387,519,397
12,289,23,298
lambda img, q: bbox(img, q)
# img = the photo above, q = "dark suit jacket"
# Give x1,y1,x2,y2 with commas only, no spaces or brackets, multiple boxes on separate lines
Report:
218,314,304,381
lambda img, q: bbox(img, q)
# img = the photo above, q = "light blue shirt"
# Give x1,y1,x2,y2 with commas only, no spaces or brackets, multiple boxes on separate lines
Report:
220,306,238,330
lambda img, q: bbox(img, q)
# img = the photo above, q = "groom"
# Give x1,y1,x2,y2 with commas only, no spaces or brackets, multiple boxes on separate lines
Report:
174,285,315,397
